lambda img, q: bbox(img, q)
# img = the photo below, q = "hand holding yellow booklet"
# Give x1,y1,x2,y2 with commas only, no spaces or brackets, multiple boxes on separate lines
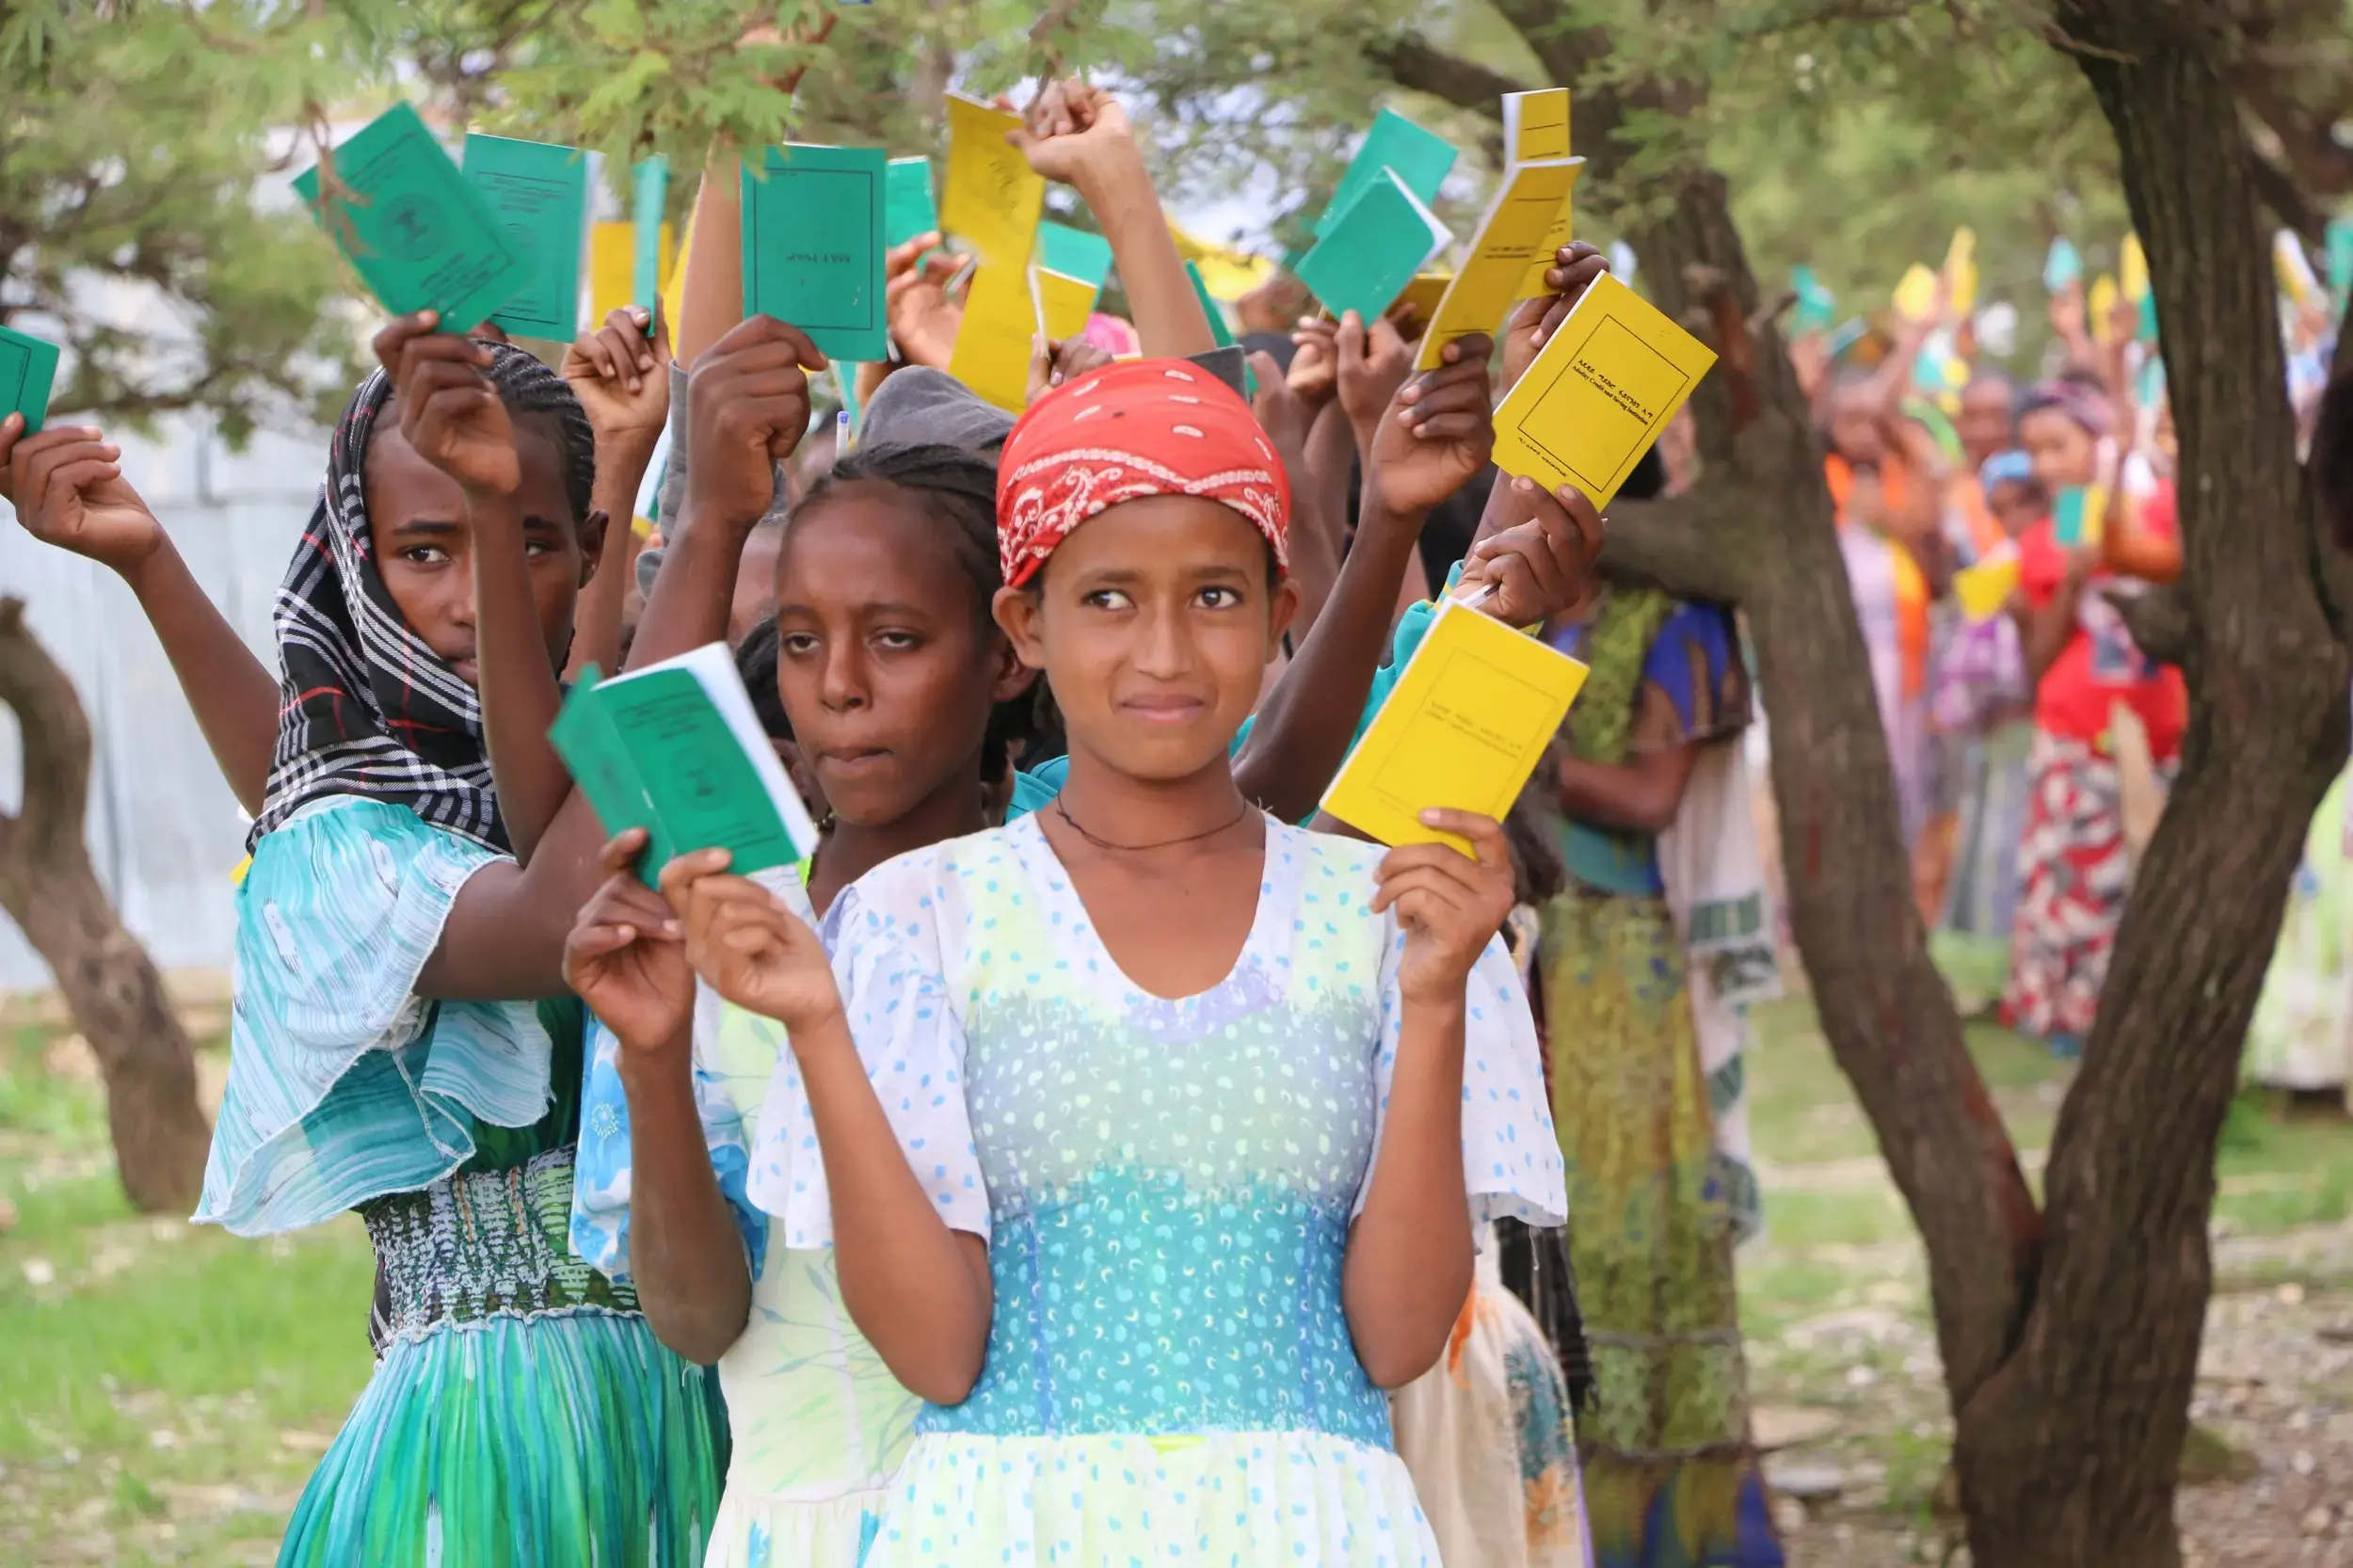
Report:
1321,596,1589,856
1490,271,1717,507
1417,157,1583,371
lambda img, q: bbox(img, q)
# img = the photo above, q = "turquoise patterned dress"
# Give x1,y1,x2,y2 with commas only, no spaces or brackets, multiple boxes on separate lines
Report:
196,796,727,1566
746,812,1566,1565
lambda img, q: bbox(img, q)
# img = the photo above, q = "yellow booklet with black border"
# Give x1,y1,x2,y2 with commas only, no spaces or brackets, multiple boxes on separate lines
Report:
1320,596,1589,856
1490,270,1717,508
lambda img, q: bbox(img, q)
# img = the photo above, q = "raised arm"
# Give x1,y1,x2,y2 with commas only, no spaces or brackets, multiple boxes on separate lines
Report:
0,415,277,814
562,305,673,678
411,315,828,1001
567,830,753,1364
1013,80,1216,360
1348,808,1516,1385
673,158,747,372
664,860,994,1404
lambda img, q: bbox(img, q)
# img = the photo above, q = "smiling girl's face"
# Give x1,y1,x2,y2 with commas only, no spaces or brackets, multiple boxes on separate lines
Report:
362,413,596,687
997,495,1297,786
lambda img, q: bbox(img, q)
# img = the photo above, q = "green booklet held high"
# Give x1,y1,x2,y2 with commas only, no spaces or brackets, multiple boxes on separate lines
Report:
295,103,533,335
741,144,888,363
551,643,819,887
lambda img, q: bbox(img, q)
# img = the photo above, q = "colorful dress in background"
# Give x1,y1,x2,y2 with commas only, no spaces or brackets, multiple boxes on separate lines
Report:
571,866,920,1568
2000,505,2186,1048
747,814,1567,1565
1827,456,1933,847
1536,586,1782,1568
1391,1235,1594,1568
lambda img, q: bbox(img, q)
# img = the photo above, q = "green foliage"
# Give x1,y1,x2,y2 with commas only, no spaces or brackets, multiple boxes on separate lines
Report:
0,3,368,440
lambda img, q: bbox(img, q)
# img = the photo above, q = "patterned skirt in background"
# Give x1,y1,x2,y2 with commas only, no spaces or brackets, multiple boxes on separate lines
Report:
1537,886,1782,1568
2001,729,2144,1043
1942,721,2034,943
2246,766,2353,1094
277,1148,728,1568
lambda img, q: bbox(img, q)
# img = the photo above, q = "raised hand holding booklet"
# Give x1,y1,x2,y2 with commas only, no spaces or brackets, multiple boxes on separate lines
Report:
1295,169,1451,327
551,643,819,887
1491,270,1718,507
295,103,533,334
1417,156,1583,370
741,144,888,363
1321,595,1589,856
941,96,1044,269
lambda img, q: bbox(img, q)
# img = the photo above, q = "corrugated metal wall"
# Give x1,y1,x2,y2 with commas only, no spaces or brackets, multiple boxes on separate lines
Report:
0,416,321,990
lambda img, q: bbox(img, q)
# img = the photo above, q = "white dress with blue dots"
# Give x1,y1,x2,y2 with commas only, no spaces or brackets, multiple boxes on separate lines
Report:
747,812,1568,1566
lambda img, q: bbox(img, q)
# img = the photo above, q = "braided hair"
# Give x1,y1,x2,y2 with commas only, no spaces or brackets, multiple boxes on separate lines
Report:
477,342,598,526
792,441,1047,782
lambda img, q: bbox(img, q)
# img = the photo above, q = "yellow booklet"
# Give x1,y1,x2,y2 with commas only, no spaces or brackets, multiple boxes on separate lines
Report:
1952,553,2020,621
1036,267,1096,341
1417,158,1583,370
940,95,1044,270
1391,271,1452,330
1321,596,1590,856
1490,270,1718,505
949,261,1033,411
1504,88,1576,300
1893,262,1939,323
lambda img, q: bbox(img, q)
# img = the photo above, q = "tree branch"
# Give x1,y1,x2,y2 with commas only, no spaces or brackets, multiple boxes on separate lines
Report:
2242,137,2324,241
2105,583,2191,666
1362,32,1531,119
0,599,94,874
1599,489,1748,605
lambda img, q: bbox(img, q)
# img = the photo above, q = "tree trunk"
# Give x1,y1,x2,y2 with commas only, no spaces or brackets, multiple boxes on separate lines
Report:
1945,8,2350,1564
0,597,212,1213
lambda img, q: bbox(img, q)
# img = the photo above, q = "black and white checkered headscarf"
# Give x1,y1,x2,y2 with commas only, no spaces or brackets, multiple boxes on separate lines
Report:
251,365,506,852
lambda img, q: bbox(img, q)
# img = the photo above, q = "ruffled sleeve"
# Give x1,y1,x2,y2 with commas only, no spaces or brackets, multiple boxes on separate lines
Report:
195,796,554,1237
1357,923,1566,1232
745,854,991,1248
568,987,766,1285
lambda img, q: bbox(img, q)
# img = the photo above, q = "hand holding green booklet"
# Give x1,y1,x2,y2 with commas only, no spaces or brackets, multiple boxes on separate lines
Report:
0,326,60,435
551,643,819,887
461,133,589,342
1294,169,1452,326
741,144,888,363
295,103,533,334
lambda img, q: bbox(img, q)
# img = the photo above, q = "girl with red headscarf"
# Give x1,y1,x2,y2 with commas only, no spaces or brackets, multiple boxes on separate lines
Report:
659,355,1569,1566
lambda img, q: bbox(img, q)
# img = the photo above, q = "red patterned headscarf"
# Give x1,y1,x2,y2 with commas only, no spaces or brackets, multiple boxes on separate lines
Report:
996,358,1289,588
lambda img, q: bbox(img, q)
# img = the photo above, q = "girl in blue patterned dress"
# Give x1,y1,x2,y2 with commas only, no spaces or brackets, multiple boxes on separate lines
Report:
657,356,1568,1566
193,317,727,1564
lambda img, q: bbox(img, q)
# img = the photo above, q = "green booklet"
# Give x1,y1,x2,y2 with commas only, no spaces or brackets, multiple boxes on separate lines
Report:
887,157,938,248
1294,168,1451,327
741,144,888,363
461,133,589,342
294,103,533,334
551,642,820,888
1315,109,1457,239
0,326,60,435
1038,221,1112,289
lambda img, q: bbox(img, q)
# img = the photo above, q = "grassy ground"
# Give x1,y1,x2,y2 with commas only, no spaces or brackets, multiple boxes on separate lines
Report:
5,983,2353,1564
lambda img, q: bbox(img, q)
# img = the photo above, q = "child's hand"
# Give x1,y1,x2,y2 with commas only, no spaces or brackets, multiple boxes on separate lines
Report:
1501,242,1610,396
661,850,842,1032
562,305,672,455
375,312,519,499
1010,79,1136,188
682,316,826,530
1460,477,1605,626
1288,316,1338,408
1365,333,1495,518
1249,350,1309,455
1027,334,1113,406
563,829,694,1057
1337,311,1415,437
1,418,166,573
2048,279,2089,345
886,232,964,370
1374,809,1516,1008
